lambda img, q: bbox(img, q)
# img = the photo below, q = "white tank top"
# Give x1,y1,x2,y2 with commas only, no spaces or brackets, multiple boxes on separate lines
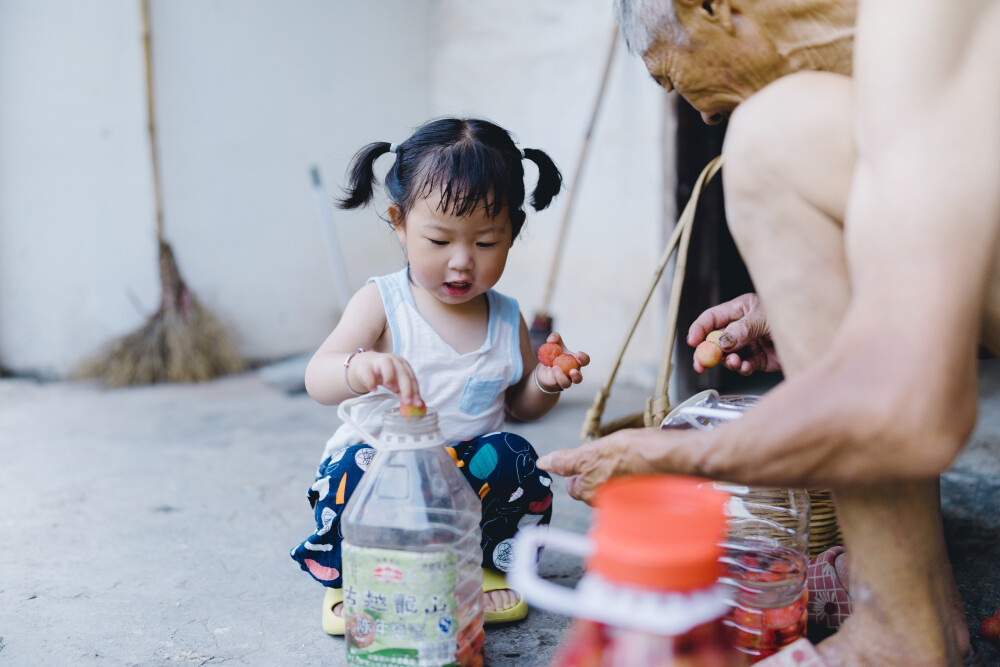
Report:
321,267,524,461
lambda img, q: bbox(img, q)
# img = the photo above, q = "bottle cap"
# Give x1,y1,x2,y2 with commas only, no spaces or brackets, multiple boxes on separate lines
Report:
588,475,727,592
379,408,444,449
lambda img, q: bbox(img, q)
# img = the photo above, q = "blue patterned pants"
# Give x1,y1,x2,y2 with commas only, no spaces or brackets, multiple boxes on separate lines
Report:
290,432,553,588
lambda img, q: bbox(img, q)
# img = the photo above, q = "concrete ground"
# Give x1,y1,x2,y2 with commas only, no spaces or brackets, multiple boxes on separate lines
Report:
1,360,998,666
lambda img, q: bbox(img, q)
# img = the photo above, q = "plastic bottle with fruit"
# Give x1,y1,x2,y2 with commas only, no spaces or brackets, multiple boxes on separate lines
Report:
661,392,811,663
512,475,748,666
340,404,484,667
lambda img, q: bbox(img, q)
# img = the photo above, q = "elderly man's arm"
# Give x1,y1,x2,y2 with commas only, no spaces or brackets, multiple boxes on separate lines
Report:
826,0,997,471
540,303,981,504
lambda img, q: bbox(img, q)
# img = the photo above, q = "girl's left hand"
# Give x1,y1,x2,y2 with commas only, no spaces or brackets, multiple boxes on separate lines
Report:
535,332,589,392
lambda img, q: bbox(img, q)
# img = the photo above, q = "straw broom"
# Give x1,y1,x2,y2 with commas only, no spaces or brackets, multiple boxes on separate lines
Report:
79,0,243,387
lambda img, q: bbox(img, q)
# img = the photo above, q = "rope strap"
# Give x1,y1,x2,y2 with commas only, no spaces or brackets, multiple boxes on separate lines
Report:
582,155,724,441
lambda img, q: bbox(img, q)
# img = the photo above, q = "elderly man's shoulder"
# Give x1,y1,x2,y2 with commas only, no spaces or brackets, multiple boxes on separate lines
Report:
728,71,852,139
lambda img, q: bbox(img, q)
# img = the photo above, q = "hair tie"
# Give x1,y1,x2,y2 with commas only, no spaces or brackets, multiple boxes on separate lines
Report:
389,143,399,154
519,147,526,158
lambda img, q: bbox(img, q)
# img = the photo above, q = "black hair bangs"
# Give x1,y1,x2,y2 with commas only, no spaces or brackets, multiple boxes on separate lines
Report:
412,143,521,220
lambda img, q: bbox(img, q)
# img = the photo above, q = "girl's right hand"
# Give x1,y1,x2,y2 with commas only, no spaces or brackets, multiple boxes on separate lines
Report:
346,351,423,407
686,293,782,375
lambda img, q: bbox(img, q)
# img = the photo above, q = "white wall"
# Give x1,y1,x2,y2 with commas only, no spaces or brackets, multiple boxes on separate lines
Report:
0,0,674,384
0,0,432,377
0,1,160,377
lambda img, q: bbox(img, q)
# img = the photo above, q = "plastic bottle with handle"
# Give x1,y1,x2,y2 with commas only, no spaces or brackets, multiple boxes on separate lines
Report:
512,474,747,666
340,405,484,667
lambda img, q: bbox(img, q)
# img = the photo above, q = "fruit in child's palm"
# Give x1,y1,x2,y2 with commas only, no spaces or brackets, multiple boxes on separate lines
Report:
399,401,426,418
695,340,724,368
537,342,563,367
554,353,580,375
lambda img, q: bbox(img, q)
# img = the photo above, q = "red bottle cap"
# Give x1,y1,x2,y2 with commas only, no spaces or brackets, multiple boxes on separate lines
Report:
588,475,727,592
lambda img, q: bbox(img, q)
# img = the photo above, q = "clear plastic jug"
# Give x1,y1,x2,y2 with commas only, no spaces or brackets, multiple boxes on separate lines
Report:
661,391,810,663
341,407,484,667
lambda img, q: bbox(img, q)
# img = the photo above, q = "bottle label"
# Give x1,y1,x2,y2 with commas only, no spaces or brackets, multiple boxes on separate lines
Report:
342,543,459,667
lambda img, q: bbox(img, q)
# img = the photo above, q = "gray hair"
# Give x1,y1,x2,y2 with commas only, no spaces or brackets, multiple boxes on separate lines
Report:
613,0,679,55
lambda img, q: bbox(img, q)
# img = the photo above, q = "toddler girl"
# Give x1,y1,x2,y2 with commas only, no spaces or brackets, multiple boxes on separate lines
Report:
290,117,589,635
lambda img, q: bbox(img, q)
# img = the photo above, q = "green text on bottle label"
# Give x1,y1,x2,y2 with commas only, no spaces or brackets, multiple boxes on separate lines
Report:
343,543,459,667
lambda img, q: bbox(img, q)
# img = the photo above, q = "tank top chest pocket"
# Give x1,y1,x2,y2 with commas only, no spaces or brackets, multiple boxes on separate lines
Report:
459,377,504,416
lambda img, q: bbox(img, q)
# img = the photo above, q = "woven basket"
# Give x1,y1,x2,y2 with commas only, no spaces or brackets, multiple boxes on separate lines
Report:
728,485,840,558
580,156,842,558
746,486,841,557
806,488,841,557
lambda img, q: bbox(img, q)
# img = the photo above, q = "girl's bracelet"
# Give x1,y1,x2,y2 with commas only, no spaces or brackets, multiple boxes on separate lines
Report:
343,348,367,396
533,365,562,395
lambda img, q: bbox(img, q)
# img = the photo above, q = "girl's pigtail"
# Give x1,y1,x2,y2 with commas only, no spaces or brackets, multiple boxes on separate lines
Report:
336,142,393,210
522,148,563,211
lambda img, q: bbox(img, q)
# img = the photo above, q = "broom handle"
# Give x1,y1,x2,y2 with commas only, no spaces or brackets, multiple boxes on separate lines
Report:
536,25,618,318
140,0,165,242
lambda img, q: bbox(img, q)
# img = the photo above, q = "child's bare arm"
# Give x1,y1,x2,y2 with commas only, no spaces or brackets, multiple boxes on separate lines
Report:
304,283,422,407
505,317,588,422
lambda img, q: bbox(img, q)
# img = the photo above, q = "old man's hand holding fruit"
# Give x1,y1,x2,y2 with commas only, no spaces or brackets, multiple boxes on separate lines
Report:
688,293,783,376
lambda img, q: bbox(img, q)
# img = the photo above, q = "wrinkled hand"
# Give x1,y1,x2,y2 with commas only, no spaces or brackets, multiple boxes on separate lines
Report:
535,332,590,392
347,351,422,406
537,429,652,504
687,293,781,376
